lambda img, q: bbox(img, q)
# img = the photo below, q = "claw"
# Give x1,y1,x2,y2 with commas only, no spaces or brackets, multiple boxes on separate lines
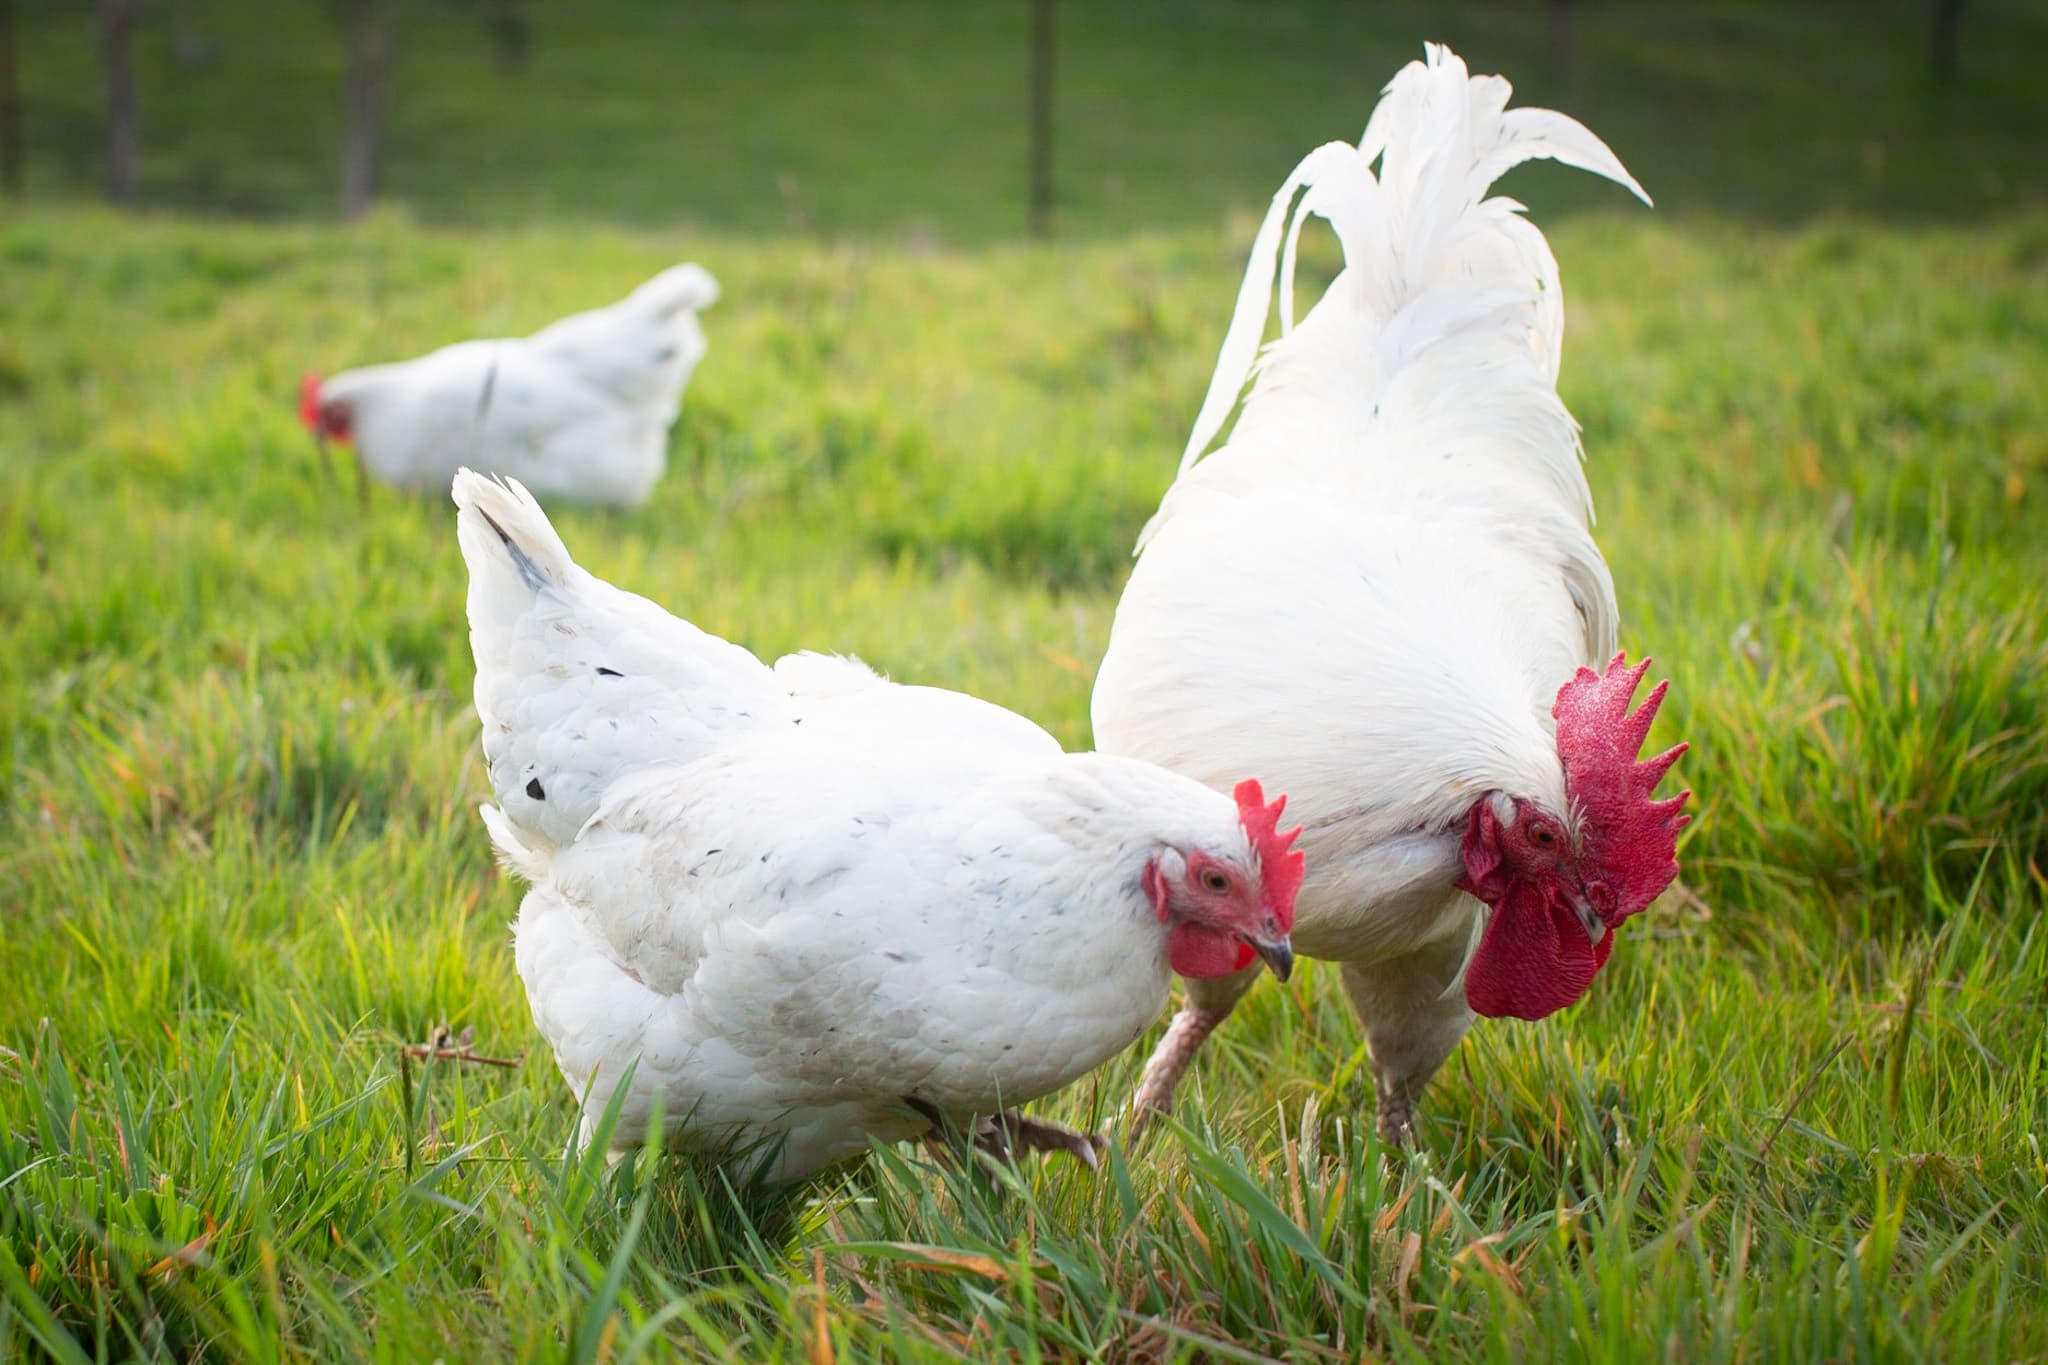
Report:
980,1110,1107,1170
907,1098,1106,1171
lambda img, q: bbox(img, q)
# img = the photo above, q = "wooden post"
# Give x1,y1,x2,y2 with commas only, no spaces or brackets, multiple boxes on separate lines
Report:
1028,0,1054,238
1547,0,1575,84
484,0,531,69
99,0,139,204
338,0,389,219
0,0,22,195
1931,0,1965,83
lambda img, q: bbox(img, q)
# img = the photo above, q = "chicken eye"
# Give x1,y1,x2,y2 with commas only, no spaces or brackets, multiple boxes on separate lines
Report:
1200,868,1232,895
1528,823,1558,848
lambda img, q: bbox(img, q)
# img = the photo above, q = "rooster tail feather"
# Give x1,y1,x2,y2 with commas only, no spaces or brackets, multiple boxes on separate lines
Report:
1180,43,1646,474
1180,140,1363,473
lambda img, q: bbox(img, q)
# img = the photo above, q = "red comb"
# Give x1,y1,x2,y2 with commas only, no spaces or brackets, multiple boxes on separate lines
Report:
298,372,324,433
1552,654,1691,920
1233,778,1304,931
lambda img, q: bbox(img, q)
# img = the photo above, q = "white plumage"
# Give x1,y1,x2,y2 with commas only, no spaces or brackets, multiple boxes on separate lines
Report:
454,471,1299,1179
1092,45,1685,1141
307,264,719,507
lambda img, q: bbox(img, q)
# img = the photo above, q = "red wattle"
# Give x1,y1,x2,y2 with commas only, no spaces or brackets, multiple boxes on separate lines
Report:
1168,922,1256,979
1464,882,1613,1020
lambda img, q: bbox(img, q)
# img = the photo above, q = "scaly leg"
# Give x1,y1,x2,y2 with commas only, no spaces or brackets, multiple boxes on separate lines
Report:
1337,937,1475,1149
1125,964,1261,1138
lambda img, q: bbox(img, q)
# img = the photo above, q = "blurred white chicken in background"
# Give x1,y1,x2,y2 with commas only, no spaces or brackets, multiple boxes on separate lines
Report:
303,263,718,507
453,471,1301,1179
1092,45,1690,1144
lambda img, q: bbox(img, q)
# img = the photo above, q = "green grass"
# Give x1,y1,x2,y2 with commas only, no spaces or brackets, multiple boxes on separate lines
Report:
11,0,2048,238
4,3,2048,1353
1,200,2044,1360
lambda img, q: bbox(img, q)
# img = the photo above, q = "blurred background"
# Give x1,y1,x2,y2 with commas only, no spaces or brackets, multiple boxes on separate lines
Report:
6,0,2044,239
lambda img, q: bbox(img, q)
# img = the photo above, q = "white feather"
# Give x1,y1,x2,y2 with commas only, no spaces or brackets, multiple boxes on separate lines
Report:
1093,43,1649,1116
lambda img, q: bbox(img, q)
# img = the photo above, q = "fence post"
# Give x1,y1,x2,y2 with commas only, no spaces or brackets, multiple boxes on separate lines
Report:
0,0,21,196
100,0,139,203
338,0,389,219
1930,0,1965,83
1028,0,1054,238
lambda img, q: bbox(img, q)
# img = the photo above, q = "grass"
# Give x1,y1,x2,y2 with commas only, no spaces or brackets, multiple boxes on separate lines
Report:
11,0,2048,238
3,2,2048,1357
1,201,2044,1360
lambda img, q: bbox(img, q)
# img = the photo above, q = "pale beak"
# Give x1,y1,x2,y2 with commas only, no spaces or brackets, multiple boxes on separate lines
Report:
1572,894,1605,947
1241,929,1294,982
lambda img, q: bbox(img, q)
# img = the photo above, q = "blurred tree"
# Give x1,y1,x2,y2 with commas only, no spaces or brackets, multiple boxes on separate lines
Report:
1029,0,1053,237
1931,0,1965,82
336,0,389,219
99,0,139,204
0,0,20,195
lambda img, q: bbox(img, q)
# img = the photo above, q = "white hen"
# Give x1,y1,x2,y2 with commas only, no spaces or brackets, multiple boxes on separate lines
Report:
453,471,1302,1179
1091,45,1689,1143
305,264,718,507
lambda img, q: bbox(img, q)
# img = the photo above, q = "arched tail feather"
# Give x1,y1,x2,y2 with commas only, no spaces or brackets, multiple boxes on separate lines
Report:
1180,43,1648,474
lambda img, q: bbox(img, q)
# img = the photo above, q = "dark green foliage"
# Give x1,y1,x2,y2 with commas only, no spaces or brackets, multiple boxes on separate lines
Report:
8,1,2046,236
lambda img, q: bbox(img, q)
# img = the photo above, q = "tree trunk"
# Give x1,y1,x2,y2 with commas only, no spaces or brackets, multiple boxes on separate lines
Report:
0,0,22,196
1027,0,1054,239
1930,0,1965,83
1547,0,1575,84
338,0,389,220
99,0,139,204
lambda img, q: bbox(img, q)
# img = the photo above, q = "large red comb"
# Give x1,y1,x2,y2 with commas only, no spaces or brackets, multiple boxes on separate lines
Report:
1233,778,1304,931
1552,654,1691,920
298,372,325,433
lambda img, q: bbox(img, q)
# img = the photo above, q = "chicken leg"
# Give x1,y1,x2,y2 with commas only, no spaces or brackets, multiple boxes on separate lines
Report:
1124,961,1263,1137
1337,936,1474,1146
1128,935,1472,1147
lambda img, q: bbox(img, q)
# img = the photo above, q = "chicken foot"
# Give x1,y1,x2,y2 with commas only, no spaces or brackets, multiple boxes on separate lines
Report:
974,1110,1108,1170
906,1098,1107,1171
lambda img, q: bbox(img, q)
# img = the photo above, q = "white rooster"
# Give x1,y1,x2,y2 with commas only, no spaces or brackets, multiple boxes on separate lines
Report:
304,264,718,507
1091,45,1691,1143
453,471,1302,1179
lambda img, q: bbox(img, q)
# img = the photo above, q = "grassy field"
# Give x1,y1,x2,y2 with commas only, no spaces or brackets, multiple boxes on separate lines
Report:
3,201,2045,1359
4,3,2048,1360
